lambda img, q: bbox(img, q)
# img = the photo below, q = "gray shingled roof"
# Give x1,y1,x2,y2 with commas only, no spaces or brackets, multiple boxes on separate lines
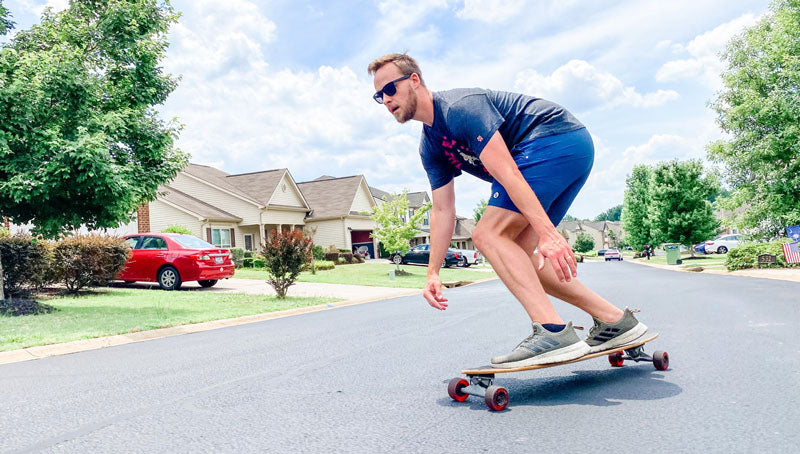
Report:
159,186,242,222
225,169,289,206
452,216,476,240
368,187,430,208
182,164,261,205
298,175,365,219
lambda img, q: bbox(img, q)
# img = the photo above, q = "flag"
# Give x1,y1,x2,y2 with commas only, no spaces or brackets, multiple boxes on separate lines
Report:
782,242,800,264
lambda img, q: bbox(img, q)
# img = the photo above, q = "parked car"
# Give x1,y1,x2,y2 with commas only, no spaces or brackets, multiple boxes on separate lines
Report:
704,234,743,254
117,233,235,290
693,242,706,254
391,244,461,267
452,247,483,267
597,249,609,256
604,249,623,261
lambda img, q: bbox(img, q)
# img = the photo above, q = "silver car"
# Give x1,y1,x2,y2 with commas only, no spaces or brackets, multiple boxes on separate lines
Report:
704,234,742,254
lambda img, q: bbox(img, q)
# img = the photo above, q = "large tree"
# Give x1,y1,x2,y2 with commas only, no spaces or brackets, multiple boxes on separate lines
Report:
708,0,800,238
0,0,187,238
0,1,13,36
594,204,622,222
648,160,720,254
621,164,653,251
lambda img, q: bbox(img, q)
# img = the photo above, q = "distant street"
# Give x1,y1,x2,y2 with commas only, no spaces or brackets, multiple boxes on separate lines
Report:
2,261,799,453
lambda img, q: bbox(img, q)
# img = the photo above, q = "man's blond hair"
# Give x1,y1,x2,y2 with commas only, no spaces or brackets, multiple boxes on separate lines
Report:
367,53,425,87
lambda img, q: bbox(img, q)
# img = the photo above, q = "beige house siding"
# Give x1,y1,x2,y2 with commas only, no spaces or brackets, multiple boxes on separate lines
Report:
306,219,346,250
238,225,263,251
149,200,204,235
169,173,262,225
269,173,306,208
350,182,374,214
262,208,306,226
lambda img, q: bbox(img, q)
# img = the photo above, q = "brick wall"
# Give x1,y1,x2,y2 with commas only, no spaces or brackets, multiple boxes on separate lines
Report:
137,204,150,233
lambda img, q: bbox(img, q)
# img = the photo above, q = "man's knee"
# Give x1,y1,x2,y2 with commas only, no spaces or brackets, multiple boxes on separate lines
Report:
472,223,491,252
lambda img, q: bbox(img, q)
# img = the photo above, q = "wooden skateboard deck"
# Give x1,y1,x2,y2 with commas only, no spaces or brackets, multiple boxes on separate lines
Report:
463,331,659,374
448,331,669,411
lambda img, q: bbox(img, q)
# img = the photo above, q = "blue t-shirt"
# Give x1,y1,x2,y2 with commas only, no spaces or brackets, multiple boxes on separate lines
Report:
419,88,585,190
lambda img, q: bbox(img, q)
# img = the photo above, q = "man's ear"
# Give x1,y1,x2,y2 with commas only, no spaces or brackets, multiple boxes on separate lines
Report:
410,73,421,88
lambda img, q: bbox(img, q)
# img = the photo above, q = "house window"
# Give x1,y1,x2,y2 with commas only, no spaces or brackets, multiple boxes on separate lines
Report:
423,213,429,226
244,234,253,251
211,228,232,247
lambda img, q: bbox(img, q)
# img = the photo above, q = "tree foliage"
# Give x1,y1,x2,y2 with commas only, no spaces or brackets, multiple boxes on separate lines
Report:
621,165,653,251
708,0,800,238
648,160,720,250
370,190,431,269
0,1,13,36
594,204,622,222
473,199,487,222
0,0,187,238
573,232,595,253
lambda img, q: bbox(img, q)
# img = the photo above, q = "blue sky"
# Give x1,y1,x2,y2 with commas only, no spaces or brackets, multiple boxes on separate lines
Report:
4,0,769,219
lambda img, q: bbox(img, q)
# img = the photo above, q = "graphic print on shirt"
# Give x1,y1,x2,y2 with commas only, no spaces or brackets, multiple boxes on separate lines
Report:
439,134,493,182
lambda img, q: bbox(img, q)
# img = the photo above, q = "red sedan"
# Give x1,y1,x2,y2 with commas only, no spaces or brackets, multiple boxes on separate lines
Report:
117,233,235,290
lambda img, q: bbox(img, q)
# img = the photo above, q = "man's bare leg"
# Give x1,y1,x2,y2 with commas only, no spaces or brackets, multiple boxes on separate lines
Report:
514,224,623,323
472,206,563,324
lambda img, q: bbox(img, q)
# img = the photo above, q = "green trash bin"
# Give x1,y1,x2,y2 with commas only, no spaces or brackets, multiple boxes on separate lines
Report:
665,243,682,265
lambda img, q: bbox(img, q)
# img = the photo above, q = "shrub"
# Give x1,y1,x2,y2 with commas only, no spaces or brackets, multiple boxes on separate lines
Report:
337,257,346,264
0,232,51,298
261,229,313,298
324,252,340,262
162,225,193,234
302,260,335,271
338,249,349,253
50,235,130,294
230,247,245,268
354,253,365,263
725,240,798,271
342,252,354,264
573,233,595,253
253,258,265,268
312,245,325,261
244,251,254,259
243,257,254,267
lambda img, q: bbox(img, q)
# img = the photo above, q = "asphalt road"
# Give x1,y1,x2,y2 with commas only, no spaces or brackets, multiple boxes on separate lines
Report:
2,261,798,453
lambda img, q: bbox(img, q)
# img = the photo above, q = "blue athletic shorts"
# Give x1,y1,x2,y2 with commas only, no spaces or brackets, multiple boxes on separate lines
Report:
488,127,594,225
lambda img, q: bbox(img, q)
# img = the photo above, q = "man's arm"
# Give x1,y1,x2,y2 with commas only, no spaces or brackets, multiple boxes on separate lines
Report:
423,180,456,310
478,131,577,282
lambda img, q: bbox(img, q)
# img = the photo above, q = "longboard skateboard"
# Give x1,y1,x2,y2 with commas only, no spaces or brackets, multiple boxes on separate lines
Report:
448,332,668,411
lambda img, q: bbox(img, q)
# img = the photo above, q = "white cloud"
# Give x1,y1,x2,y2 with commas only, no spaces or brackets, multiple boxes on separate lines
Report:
656,13,759,87
513,60,679,113
456,0,527,23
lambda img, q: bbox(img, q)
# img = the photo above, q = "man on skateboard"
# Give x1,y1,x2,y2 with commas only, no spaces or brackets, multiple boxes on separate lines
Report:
368,53,648,368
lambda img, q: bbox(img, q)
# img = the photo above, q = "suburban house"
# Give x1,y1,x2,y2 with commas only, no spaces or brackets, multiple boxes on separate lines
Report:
297,175,379,258
137,164,381,256
557,220,625,251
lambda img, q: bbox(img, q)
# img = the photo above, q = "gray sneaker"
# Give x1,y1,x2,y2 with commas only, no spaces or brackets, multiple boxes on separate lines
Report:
585,308,648,353
491,322,591,368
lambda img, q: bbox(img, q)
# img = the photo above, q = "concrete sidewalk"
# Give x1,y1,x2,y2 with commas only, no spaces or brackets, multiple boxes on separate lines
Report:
630,258,800,283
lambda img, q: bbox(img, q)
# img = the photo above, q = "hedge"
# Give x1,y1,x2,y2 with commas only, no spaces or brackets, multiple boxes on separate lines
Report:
725,239,799,271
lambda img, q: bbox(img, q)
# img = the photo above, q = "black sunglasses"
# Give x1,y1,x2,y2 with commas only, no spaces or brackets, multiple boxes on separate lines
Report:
373,74,412,104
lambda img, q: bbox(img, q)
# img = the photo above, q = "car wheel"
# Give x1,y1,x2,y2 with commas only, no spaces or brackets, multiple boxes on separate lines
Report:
124,281,136,284
458,257,467,267
717,246,728,254
605,258,609,261
157,266,182,290
198,279,218,288
393,254,403,265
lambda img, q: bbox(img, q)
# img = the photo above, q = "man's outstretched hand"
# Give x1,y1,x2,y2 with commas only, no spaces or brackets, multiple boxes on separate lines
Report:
423,274,448,310
536,228,578,282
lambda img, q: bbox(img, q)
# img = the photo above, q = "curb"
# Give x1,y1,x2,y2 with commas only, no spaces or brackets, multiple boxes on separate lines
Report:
0,277,500,366
0,289,423,366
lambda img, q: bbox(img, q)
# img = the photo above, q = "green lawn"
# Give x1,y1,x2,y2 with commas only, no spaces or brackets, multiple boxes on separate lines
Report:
636,253,727,270
234,262,497,288
0,289,339,352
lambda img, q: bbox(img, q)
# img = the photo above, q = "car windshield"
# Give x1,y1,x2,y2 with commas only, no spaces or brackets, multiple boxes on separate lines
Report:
173,235,216,249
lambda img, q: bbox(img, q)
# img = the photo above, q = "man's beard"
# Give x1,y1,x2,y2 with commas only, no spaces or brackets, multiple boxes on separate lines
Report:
395,86,418,123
